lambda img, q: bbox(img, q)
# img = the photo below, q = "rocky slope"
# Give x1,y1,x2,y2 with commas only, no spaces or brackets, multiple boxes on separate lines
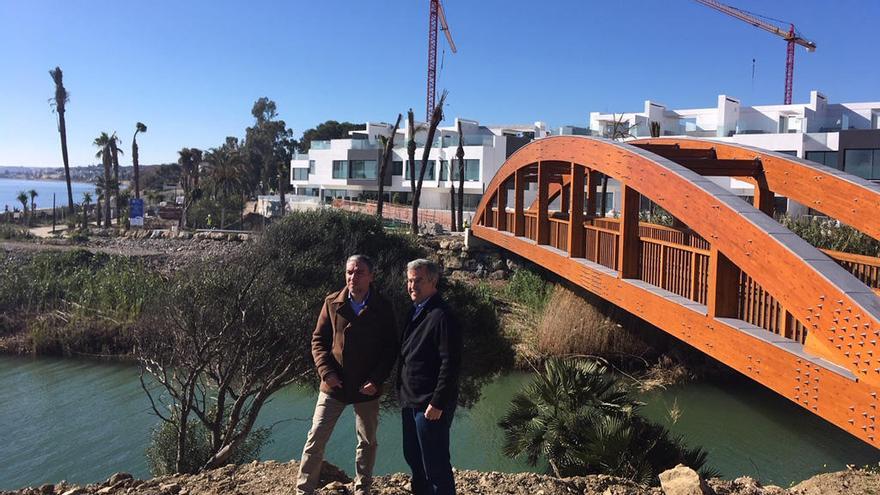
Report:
3,461,879,495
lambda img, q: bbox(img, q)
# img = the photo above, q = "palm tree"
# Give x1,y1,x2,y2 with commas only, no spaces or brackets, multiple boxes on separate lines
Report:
16,191,28,226
28,189,38,214
499,358,713,483
94,177,108,228
178,147,203,229
132,122,147,199
205,141,244,229
49,67,74,214
410,90,447,234
81,192,92,229
94,132,114,227
455,119,465,231
109,133,124,224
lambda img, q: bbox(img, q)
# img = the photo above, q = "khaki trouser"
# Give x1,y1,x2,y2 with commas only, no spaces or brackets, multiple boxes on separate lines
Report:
296,392,380,495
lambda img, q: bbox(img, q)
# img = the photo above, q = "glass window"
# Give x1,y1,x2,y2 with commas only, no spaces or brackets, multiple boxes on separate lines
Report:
348,160,377,179
777,150,797,156
844,149,877,179
450,159,480,181
309,160,315,174
392,160,403,176
805,151,838,168
439,160,449,181
332,160,348,179
405,160,435,180
292,168,308,181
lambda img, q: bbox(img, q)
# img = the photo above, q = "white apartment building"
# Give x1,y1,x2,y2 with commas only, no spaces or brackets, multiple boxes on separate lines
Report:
289,119,549,211
589,90,880,216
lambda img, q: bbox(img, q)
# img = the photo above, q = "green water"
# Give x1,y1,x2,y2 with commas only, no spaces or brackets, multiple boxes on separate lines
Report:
0,356,876,491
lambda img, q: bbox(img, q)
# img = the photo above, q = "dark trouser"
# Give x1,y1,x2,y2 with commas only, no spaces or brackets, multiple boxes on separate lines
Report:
401,406,456,495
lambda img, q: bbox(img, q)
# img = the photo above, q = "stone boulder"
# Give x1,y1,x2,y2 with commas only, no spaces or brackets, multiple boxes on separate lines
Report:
659,464,714,495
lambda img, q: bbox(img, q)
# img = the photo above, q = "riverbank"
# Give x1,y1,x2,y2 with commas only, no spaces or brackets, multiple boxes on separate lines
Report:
3,460,878,495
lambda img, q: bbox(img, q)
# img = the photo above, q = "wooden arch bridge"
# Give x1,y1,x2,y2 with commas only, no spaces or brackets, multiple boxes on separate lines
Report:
471,136,880,447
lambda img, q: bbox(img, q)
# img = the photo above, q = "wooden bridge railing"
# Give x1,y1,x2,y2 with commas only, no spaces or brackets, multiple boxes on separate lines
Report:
488,205,879,345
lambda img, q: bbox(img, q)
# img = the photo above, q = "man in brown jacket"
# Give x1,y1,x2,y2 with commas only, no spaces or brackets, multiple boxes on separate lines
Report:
295,254,399,495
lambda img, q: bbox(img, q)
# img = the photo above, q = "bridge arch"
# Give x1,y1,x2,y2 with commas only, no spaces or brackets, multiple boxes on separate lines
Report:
472,135,880,446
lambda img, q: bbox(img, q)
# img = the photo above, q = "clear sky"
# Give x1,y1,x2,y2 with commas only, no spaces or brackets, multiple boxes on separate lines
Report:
1,0,877,167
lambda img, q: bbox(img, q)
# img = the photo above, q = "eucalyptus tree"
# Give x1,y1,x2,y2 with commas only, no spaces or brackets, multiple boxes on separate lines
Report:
49,67,74,213
94,133,114,226
376,113,402,219
132,122,147,199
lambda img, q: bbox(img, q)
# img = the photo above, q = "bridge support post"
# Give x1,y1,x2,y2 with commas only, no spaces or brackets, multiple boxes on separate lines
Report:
568,163,585,258
753,173,775,217
586,169,598,218
496,180,508,232
514,169,526,237
537,162,550,245
618,185,640,278
708,246,740,317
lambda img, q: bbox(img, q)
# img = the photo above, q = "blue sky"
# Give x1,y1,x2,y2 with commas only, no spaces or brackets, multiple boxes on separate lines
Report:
1,0,877,167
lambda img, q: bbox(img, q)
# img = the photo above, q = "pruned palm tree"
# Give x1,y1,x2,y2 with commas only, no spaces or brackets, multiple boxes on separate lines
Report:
49,67,74,213
132,122,147,199
81,192,92,229
178,147,203,229
377,113,402,219
16,191,28,226
109,132,124,224
94,132,114,227
410,90,447,234
455,119,465,231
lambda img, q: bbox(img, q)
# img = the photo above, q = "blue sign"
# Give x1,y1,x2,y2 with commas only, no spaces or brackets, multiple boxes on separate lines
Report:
129,198,144,227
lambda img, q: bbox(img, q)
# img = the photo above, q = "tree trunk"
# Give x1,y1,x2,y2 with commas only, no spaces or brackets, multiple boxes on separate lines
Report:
377,114,402,220
58,111,75,213
96,198,102,228
278,161,287,217
456,121,465,231
449,181,457,232
132,136,140,199
411,92,446,234
111,140,121,225
103,151,112,227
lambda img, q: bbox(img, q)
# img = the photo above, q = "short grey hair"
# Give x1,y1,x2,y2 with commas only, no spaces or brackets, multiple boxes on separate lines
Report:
346,254,375,273
406,258,439,282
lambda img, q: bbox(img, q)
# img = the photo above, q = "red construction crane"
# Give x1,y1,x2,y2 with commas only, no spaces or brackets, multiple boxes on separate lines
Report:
426,0,457,121
695,0,816,104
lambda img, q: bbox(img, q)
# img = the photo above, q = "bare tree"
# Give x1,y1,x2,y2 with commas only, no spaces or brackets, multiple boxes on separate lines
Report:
132,122,147,199
455,119,465,231
376,114,402,219
410,90,447,234
135,257,313,473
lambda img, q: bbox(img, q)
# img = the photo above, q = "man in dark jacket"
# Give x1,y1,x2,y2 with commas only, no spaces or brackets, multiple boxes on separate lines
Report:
398,258,462,495
296,255,398,495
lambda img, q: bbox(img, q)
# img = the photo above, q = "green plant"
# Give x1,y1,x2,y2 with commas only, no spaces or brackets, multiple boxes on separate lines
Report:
499,357,714,484
779,215,880,256
505,268,552,313
0,224,33,240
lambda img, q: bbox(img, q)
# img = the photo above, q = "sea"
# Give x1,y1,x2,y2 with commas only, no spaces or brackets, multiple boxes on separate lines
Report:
0,178,94,211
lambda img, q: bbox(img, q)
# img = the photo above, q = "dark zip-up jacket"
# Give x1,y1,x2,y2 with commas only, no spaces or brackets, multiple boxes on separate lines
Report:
397,294,462,410
312,287,399,404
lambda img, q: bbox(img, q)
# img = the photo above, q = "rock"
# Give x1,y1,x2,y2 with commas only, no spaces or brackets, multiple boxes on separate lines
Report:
37,484,53,494
96,487,113,494
159,481,181,493
489,269,507,280
444,257,463,270
107,473,133,486
658,464,713,495
60,489,86,495
506,258,522,271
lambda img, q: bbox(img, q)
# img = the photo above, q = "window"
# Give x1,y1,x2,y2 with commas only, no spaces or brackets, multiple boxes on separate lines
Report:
776,150,797,156
439,160,449,181
844,149,880,180
332,160,348,179
349,160,377,179
309,160,315,174
405,160,435,180
392,160,403,176
805,151,838,168
451,159,480,181
292,168,308,181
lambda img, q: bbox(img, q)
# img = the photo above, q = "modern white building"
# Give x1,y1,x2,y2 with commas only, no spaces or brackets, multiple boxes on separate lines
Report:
289,119,549,211
589,90,880,216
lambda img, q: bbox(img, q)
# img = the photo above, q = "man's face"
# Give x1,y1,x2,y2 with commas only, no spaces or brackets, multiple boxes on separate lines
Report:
407,267,437,303
346,260,374,296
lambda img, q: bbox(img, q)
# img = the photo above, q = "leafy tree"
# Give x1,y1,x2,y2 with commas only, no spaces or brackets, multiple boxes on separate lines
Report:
132,122,147,199
376,114,402,219
244,97,292,197
298,120,364,152
49,67,74,213
499,358,714,484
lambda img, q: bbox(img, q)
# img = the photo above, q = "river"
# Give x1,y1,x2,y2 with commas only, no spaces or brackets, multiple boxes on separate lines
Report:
0,178,94,211
0,356,876,491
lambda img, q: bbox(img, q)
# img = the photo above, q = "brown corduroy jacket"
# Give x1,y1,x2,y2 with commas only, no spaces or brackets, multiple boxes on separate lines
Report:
312,287,399,403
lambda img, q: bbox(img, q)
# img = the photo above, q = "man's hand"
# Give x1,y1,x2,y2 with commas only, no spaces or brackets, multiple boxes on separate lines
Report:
359,382,378,396
425,404,443,421
324,374,343,389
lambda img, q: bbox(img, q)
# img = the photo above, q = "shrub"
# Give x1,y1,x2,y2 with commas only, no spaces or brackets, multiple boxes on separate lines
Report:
780,215,880,256
0,224,33,240
505,268,552,314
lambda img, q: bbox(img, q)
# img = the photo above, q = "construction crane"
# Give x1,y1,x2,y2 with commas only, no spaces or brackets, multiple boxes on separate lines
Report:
695,0,816,104
426,0,457,121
